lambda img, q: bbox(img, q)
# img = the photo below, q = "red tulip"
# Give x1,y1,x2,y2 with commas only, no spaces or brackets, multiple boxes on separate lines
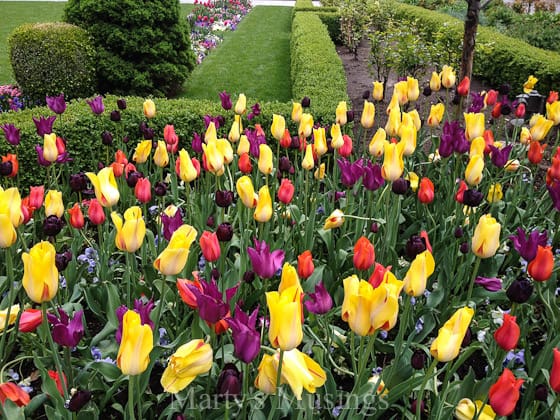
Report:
483,129,494,154
277,178,295,204
353,236,375,271
418,177,434,204
368,262,392,287
528,141,546,165
238,153,252,174
488,368,523,416
550,348,560,392
47,370,67,396
29,185,45,209
528,245,554,282
21,197,34,224
455,180,467,204
548,91,559,104
18,308,42,332
0,382,30,407
164,124,179,152
494,313,520,351
297,250,314,279
339,134,353,158
68,203,85,229
280,129,292,148
87,198,105,225
177,277,203,309
516,103,526,118
200,231,220,262
485,89,498,106
134,177,152,204
491,103,502,119
457,76,470,96
420,230,432,253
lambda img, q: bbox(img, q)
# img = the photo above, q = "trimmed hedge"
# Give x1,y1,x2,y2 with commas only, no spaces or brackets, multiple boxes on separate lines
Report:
8,22,96,102
291,12,349,120
391,2,560,93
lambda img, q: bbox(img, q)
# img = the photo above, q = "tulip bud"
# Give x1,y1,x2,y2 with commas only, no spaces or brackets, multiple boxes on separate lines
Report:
243,270,255,284
117,98,127,110
301,96,311,108
411,349,426,370
460,242,469,254
535,384,548,401
101,131,113,146
110,110,121,122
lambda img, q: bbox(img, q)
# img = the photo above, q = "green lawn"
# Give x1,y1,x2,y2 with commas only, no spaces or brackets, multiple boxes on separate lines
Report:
181,6,292,102
0,2,194,85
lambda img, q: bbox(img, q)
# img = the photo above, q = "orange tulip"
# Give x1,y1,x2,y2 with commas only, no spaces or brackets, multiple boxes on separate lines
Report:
297,250,314,279
353,236,375,271
67,203,85,229
528,245,554,282
418,177,434,204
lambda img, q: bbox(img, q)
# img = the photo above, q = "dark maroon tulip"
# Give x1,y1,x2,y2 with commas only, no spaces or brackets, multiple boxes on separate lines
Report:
68,390,92,412
463,189,483,207
43,215,65,236
405,235,427,260
101,131,113,146
226,305,261,363
154,181,168,196
69,172,88,193
392,178,409,195
506,277,533,303
110,110,121,122
117,98,127,110
301,96,311,108
411,349,427,370
47,309,84,347
217,363,242,399
217,223,233,242
215,190,234,208
55,250,73,272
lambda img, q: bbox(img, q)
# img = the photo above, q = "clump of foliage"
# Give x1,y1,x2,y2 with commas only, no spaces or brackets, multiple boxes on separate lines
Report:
339,0,372,57
64,0,196,97
8,22,96,102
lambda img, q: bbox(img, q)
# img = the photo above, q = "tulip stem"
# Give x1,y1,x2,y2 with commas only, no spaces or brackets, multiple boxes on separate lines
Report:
42,302,68,399
241,363,249,420
466,257,481,303
416,358,438,420
64,347,74,389
128,375,135,420
0,247,15,364
268,349,284,420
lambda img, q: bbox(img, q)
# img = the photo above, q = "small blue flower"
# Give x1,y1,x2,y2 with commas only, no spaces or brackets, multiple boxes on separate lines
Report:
91,346,102,361
415,316,424,334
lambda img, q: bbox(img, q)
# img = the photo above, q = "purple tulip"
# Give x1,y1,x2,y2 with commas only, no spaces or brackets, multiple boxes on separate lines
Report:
46,93,67,115
304,282,333,315
161,208,183,241
548,182,560,212
245,127,266,158
115,299,155,343
35,145,53,167
468,92,485,113
247,102,261,120
337,158,364,188
474,276,502,292
47,309,84,348
247,239,285,279
226,305,261,363
509,227,548,262
1,123,21,146
86,95,105,115
440,121,469,157
192,132,203,154
187,279,233,325
219,91,232,110
216,363,242,398
489,144,513,168
33,115,56,137
362,161,384,191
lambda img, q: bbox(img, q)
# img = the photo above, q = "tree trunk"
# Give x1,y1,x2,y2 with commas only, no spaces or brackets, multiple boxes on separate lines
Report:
460,0,481,81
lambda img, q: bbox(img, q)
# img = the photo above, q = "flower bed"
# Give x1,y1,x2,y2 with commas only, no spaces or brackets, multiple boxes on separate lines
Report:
188,0,252,64
0,72,559,418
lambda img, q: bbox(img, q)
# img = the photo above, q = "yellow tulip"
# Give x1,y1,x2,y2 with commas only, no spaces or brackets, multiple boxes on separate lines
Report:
529,115,554,141
237,134,250,155
202,138,224,175
228,115,242,143
86,167,120,207
547,101,560,125
313,127,328,156
472,214,501,258
0,187,23,228
236,175,257,208
372,81,384,101
117,310,153,375
407,77,420,102
22,241,58,303
336,101,348,125
323,209,344,230
255,349,326,400
292,102,302,123
455,398,496,420
132,140,152,164
44,190,64,217
440,65,456,89
143,99,156,119
153,224,198,275
405,171,419,192
427,103,445,127
298,113,314,138
370,271,403,331
0,304,20,332
314,163,325,180
254,185,273,222
523,75,538,94
271,114,286,142
205,121,217,143
407,109,422,131
369,128,387,157
178,149,198,182
153,140,169,167
43,133,58,163
393,81,408,106
520,127,531,145
330,124,344,150
278,262,302,294
465,154,484,186
0,214,17,248
430,71,441,91
235,93,246,115
385,106,401,137
430,307,474,362
505,159,520,172
381,141,405,182
399,123,417,156
217,138,233,164
161,339,213,393
341,275,375,336
487,183,503,203
361,100,375,129
302,144,315,171
469,136,486,158
386,94,399,116
267,285,303,350
464,112,485,141
403,250,435,296
258,144,274,175
111,206,145,253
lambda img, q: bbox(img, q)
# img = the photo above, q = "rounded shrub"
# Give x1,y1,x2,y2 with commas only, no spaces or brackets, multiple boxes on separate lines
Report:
64,0,196,98
8,22,96,103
